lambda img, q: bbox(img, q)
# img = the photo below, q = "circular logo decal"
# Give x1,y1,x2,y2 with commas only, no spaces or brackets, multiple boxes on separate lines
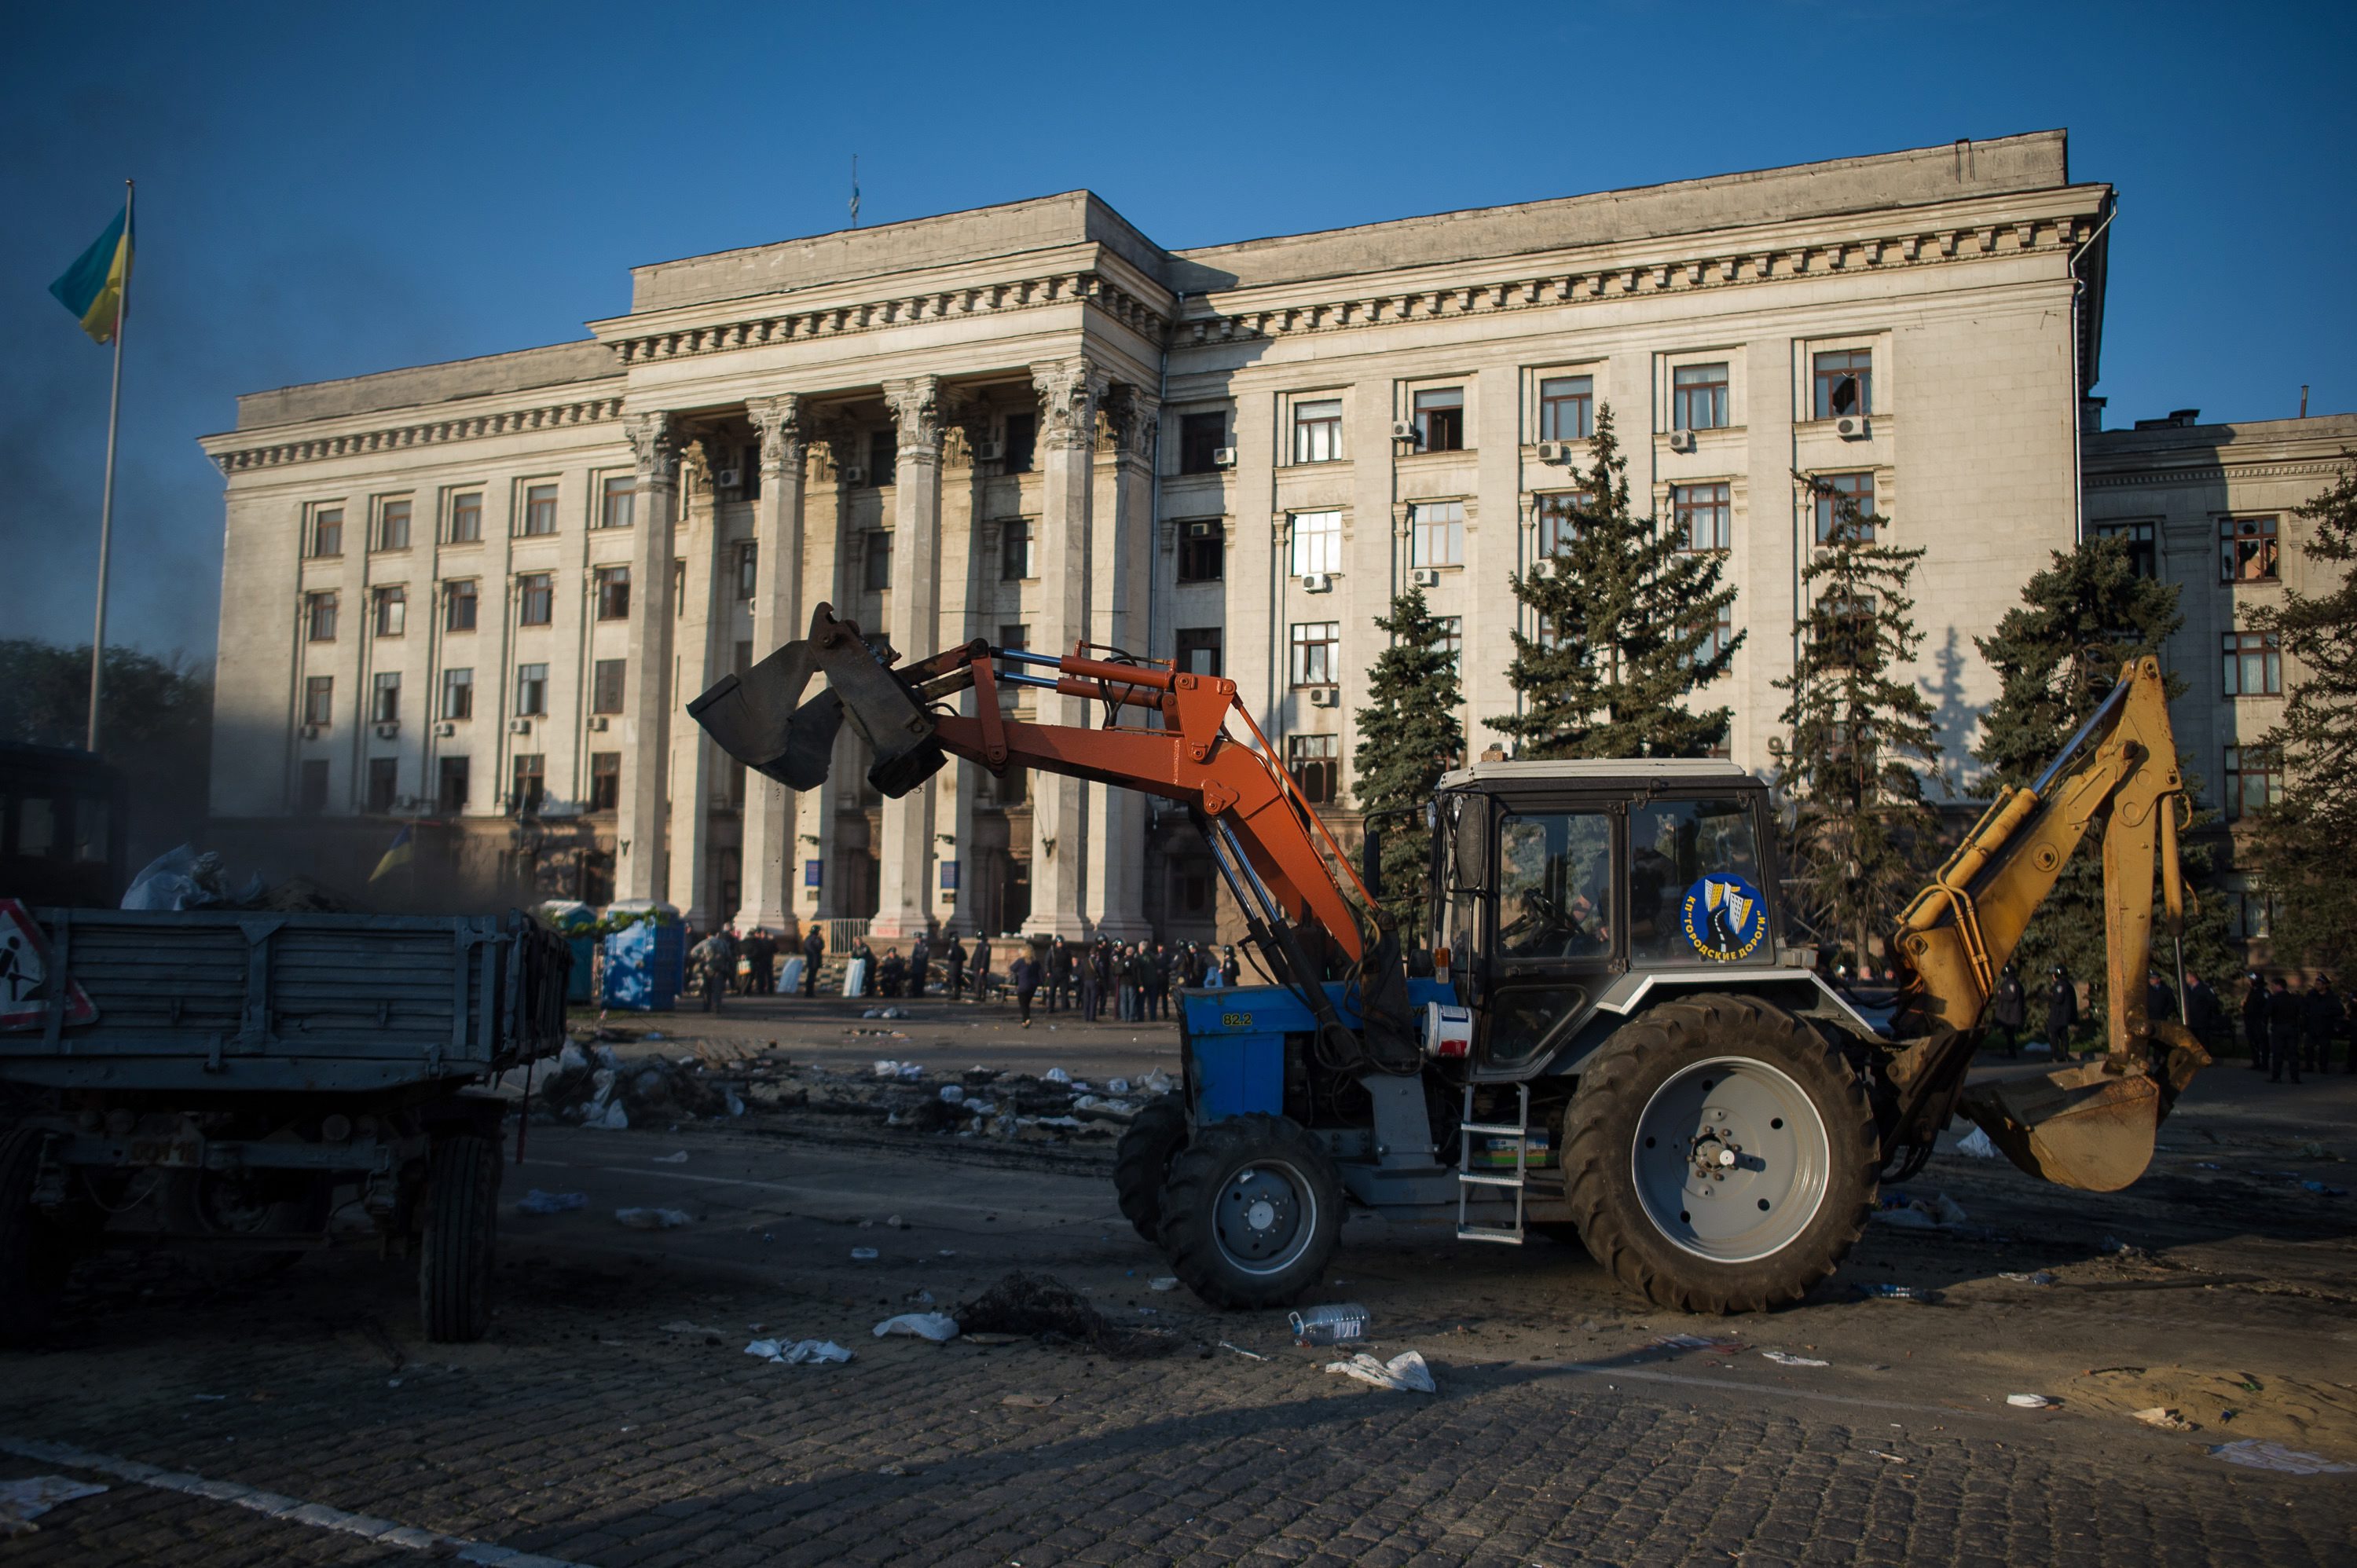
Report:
1681,874,1768,962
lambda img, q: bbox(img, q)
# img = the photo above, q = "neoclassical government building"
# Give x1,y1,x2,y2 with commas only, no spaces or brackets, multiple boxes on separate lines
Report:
198,129,2346,950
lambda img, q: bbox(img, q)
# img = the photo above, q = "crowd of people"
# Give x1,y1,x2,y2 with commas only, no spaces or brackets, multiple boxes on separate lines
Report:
682,923,1246,1026
1979,961,2355,1081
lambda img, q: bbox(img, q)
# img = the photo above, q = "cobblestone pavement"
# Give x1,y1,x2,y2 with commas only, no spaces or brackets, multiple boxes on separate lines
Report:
5,1072,2354,1566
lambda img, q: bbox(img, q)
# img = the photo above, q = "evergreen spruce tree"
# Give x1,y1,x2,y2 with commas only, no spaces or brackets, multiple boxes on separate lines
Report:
1971,537,2238,1027
1351,588,1464,939
1492,406,1741,758
2246,471,2357,974
1772,508,1943,972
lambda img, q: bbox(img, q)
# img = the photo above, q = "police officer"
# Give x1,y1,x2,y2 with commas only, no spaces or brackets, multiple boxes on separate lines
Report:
2267,976,2304,1084
2302,976,2339,1075
2243,973,2271,1072
2045,965,2079,1061
1989,965,2027,1058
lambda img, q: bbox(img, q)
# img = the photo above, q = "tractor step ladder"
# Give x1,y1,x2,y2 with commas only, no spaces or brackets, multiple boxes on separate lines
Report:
1456,1083,1530,1245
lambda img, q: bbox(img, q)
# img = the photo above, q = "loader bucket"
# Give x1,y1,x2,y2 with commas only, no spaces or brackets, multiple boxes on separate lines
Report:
686,604,946,799
1958,1063,2161,1192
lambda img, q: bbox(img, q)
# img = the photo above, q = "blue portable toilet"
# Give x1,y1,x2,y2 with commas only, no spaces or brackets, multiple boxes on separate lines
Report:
601,900,683,1011
536,900,599,1006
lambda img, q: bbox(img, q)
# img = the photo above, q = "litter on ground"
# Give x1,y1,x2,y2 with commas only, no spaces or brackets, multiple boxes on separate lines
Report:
1001,1393,1058,1409
873,1313,961,1342
2000,1271,2059,1286
651,1150,689,1163
515,1189,587,1214
745,1339,854,1365
1763,1350,1829,1367
851,1247,880,1261
615,1207,693,1229
1956,1126,1998,1159
1149,1277,1178,1291
0,1476,109,1538
2008,1394,2058,1409
2134,1407,2194,1431
2209,1439,2354,1475
955,1271,1178,1358
1652,1334,1742,1351
1325,1350,1438,1394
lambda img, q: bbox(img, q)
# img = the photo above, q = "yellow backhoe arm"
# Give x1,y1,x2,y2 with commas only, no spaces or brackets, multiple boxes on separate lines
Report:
1889,657,2209,1191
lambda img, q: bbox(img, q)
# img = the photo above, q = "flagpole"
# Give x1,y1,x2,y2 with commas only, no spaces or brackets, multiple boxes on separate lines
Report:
87,178,132,755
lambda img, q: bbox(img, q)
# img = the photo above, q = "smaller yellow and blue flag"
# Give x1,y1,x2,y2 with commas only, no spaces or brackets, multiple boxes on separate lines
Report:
50,203,135,344
370,824,415,883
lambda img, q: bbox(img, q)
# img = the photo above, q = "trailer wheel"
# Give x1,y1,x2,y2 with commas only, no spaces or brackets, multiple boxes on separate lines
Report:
1562,995,1875,1315
419,1134,499,1343
0,1130,74,1343
1158,1113,1341,1310
1113,1095,1188,1244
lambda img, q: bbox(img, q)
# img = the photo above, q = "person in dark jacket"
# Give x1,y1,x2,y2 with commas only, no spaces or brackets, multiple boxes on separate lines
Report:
2146,969,2177,1025
801,925,825,998
849,936,877,997
944,934,967,1000
2045,966,2079,1059
1149,943,1175,1020
1989,965,2028,1057
878,947,908,998
909,936,931,998
2243,973,2271,1072
1221,946,1241,987
742,929,777,995
2183,970,2224,1054
971,937,994,1002
1047,938,1072,1014
2267,976,2304,1083
1014,952,1039,1025
1083,940,1109,1022
2302,977,2339,1074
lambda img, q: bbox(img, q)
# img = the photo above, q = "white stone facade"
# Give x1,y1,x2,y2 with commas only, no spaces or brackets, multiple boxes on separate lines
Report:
201,131,2121,939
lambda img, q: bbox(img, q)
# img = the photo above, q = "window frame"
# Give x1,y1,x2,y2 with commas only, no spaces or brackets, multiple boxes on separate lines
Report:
1812,472,1879,544
437,755,470,815
1285,732,1340,807
2221,629,2282,698
863,532,893,592
1178,411,1228,475
588,752,621,812
310,506,344,559
596,474,636,531
1292,397,1343,465
1175,627,1223,677
1537,376,1595,443
514,662,549,718
1671,363,1731,433
369,671,401,725
1002,412,1036,474
2222,745,2283,821
1288,511,1342,578
1178,519,1226,584
519,482,559,537
1412,387,1467,452
2093,519,2157,580
1409,500,1466,569
1810,346,1874,421
999,519,1035,581
735,540,758,600
376,498,412,552
1673,482,1732,552
447,491,482,544
1535,491,1593,557
594,565,632,621
306,591,339,643
302,675,334,727
591,658,626,716
1288,621,1340,689
511,753,546,815
440,666,474,721
515,572,553,628
2219,515,2279,584
372,584,407,639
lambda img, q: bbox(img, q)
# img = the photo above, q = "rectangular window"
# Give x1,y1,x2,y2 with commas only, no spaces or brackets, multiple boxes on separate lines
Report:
1813,348,1872,419
366,757,398,814
595,566,631,620
437,756,469,814
1292,398,1343,464
863,533,893,592
311,507,343,558
1289,511,1341,577
302,675,333,726
515,662,548,717
1539,376,1593,441
1690,603,1736,668
1675,482,1732,551
2229,890,2275,940
445,579,477,632
2095,519,2157,580
1179,412,1226,474
588,752,621,811
1673,364,1730,431
1001,520,1034,581
512,753,545,815
440,666,474,720
306,591,339,642
521,483,559,537
370,671,401,724
1813,472,1877,543
448,492,482,544
735,541,757,599
516,573,552,626
298,759,329,814
1175,628,1222,676
1537,492,1592,556
2223,746,2283,821
1434,615,1463,673
1285,733,1339,806
597,476,634,530
1413,387,1465,452
2220,516,2278,582
2222,630,2282,697
1003,412,1036,474
372,584,407,638
869,430,897,489
592,658,626,715
1178,519,1225,583
1289,621,1340,688
377,499,412,551
1410,500,1465,568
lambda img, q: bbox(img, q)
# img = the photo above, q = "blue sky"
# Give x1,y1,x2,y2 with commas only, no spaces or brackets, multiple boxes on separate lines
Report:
5,0,2351,661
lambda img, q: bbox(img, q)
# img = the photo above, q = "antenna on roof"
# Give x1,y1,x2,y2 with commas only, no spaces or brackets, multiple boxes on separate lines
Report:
849,155,861,229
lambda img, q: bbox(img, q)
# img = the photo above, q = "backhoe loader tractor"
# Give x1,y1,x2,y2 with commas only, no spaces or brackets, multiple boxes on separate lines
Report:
693,607,2207,1315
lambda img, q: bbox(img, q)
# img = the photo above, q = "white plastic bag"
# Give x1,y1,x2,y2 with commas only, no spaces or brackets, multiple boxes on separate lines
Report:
1324,1350,1436,1393
872,1313,961,1343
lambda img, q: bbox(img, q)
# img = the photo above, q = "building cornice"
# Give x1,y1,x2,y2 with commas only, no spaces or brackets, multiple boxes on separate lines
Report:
202,387,627,476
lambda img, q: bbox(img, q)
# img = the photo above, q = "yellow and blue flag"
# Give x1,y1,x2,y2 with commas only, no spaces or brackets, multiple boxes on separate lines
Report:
50,205,134,344
370,824,415,882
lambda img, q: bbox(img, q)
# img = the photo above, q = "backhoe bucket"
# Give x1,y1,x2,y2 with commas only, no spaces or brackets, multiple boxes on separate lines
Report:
1956,1025,2208,1193
686,604,946,799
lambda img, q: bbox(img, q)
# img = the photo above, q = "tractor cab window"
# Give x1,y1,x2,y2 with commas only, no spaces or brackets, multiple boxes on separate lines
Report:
1496,811,1615,959
1628,797,1766,963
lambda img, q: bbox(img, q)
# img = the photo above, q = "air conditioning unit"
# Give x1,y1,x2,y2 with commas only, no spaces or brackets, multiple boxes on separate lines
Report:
1307,687,1340,708
374,721,399,740
1835,416,1868,441
508,717,534,735
841,464,867,484
1666,428,1699,453
716,466,742,490
1211,446,1237,468
1390,419,1420,443
1534,557,1562,580
299,724,321,741
1299,571,1334,593
1410,567,1442,588
588,715,610,731
1534,441,1570,464
974,439,1005,463
434,721,456,738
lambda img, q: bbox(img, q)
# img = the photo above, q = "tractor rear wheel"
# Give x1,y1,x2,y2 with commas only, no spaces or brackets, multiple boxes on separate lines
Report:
1113,1095,1187,1244
1158,1113,1341,1310
1561,994,1875,1314
418,1134,499,1343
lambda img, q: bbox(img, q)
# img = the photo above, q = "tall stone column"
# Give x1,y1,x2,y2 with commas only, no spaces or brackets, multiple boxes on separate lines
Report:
1084,383,1157,941
616,412,677,903
1028,358,1104,939
869,376,944,941
666,441,720,925
735,394,805,936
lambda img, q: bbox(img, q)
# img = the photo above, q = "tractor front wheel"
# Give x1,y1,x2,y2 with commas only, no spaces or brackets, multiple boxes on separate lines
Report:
1158,1113,1342,1310
1113,1095,1188,1244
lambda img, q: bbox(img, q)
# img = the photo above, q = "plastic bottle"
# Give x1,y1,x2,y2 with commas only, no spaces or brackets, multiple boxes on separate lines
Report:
1288,1303,1371,1345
